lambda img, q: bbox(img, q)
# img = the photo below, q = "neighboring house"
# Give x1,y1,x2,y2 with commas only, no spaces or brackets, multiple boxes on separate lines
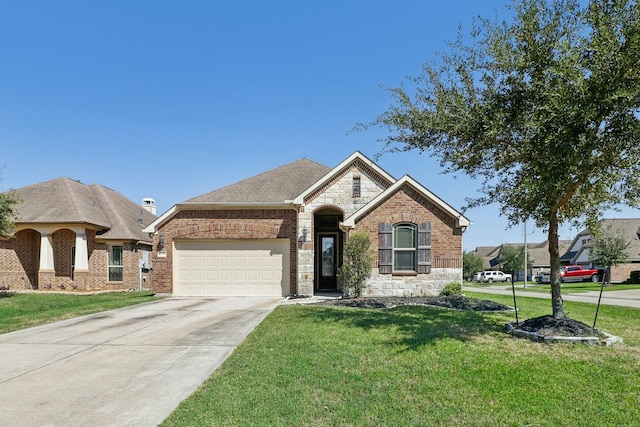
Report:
0,178,157,291
564,218,640,283
144,151,470,297
470,240,571,280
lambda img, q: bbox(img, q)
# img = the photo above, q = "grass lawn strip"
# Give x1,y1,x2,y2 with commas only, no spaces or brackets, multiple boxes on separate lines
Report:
162,293,640,426
0,291,160,334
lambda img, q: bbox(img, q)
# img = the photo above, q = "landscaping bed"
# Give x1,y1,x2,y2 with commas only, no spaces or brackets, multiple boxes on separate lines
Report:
316,295,606,339
316,295,511,311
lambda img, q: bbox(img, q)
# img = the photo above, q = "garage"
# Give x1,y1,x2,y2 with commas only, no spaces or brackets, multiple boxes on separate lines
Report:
173,240,290,297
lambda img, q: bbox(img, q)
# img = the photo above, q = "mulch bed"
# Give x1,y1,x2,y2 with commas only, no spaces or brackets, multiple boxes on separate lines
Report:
516,315,596,337
315,295,596,337
316,295,512,311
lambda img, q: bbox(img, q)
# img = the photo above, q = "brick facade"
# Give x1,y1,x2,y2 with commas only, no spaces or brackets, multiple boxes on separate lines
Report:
0,227,149,291
151,209,298,294
611,263,640,283
147,154,467,297
353,185,463,296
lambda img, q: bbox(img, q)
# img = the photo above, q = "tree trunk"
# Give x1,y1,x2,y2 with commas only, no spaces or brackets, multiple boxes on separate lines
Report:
548,215,565,319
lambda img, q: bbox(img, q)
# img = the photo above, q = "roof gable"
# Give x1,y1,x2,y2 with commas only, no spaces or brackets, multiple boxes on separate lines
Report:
342,175,470,228
293,151,395,204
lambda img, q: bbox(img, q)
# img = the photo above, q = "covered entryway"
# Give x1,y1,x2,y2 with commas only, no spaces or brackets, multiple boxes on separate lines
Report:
174,240,290,296
314,208,344,292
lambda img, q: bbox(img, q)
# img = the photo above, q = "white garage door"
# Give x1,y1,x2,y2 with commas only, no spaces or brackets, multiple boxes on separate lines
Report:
174,240,290,297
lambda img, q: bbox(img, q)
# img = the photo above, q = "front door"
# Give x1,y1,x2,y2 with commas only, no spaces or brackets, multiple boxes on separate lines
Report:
317,233,338,290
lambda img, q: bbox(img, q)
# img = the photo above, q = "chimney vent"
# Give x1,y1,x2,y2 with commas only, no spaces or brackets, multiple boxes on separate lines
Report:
142,198,156,215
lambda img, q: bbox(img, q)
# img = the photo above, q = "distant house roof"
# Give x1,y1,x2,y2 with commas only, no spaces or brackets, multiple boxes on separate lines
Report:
472,240,571,270
186,158,331,204
569,218,640,263
12,177,156,243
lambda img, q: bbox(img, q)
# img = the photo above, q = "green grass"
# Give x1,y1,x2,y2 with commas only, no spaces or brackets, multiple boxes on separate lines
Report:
467,281,640,293
162,293,640,426
0,291,160,334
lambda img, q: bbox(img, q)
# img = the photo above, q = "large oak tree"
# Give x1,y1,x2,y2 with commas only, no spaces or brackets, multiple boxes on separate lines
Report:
362,0,640,318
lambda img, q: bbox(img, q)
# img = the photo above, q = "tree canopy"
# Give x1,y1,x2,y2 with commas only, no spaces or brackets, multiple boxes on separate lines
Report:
463,251,484,279
0,185,20,238
590,224,631,272
498,245,530,277
361,0,640,318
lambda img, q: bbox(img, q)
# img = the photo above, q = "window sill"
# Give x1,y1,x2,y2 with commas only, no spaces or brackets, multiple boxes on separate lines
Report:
392,271,418,277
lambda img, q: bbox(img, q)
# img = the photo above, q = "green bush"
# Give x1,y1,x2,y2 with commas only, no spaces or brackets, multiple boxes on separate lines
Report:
337,232,374,298
440,282,462,296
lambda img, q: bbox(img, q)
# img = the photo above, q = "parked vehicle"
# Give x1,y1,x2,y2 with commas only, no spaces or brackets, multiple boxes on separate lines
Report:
559,265,605,283
473,272,483,282
480,271,512,283
536,271,551,284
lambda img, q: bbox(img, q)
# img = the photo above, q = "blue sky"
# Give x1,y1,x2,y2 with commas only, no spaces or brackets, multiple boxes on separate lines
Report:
1,1,637,251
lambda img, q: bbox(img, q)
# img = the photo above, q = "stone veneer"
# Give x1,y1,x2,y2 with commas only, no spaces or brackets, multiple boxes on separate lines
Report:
296,165,389,295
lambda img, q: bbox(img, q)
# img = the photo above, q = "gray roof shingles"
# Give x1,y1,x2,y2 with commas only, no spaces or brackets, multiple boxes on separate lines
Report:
12,177,156,243
185,158,331,204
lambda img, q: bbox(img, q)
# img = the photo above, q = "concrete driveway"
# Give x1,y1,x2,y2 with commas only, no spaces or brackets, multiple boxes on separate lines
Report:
0,296,282,427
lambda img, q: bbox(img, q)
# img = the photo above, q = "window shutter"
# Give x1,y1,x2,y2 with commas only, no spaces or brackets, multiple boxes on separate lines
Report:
378,223,393,274
417,222,432,274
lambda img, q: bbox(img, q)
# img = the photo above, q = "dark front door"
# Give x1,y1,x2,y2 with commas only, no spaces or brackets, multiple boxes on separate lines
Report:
317,233,338,290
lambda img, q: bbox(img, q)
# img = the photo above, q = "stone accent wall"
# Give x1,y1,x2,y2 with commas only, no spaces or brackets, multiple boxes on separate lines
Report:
353,185,463,296
151,208,297,294
364,268,461,297
297,165,389,295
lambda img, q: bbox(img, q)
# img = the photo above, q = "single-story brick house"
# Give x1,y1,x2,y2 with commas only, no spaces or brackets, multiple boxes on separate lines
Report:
145,152,470,297
0,178,157,291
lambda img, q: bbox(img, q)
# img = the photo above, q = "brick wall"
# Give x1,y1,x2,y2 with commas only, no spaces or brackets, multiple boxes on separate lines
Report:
353,185,463,296
0,227,145,291
151,208,297,294
0,229,39,289
611,263,640,283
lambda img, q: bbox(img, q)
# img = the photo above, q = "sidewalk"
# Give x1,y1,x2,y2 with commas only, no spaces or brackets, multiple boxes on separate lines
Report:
464,284,640,309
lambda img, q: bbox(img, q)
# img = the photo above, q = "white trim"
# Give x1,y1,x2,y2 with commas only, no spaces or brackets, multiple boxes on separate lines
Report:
342,175,471,228
293,151,396,204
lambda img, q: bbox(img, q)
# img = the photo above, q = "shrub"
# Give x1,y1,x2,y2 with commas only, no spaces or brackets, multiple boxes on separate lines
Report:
440,282,462,296
337,232,374,298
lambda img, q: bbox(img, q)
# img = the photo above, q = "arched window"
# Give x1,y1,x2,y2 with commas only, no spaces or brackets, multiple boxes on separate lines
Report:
394,223,417,271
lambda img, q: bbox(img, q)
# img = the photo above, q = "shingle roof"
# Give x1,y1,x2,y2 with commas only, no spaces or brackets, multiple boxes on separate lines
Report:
597,218,640,261
472,240,571,270
185,158,331,204
12,177,156,243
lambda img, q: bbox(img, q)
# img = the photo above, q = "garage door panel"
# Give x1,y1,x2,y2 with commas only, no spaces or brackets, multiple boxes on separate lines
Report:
174,240,289,297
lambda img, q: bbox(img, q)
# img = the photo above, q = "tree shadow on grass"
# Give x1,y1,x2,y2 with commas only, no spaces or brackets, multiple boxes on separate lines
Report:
294,305,510,351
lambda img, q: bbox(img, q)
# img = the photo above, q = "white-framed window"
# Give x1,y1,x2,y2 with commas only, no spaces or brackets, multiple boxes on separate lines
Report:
108,245,123,282
393,223,417,271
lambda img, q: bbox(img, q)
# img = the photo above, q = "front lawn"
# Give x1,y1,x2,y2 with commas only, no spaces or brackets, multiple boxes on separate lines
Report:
467,281,640,293
162,293,640,426
0,291,160,334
